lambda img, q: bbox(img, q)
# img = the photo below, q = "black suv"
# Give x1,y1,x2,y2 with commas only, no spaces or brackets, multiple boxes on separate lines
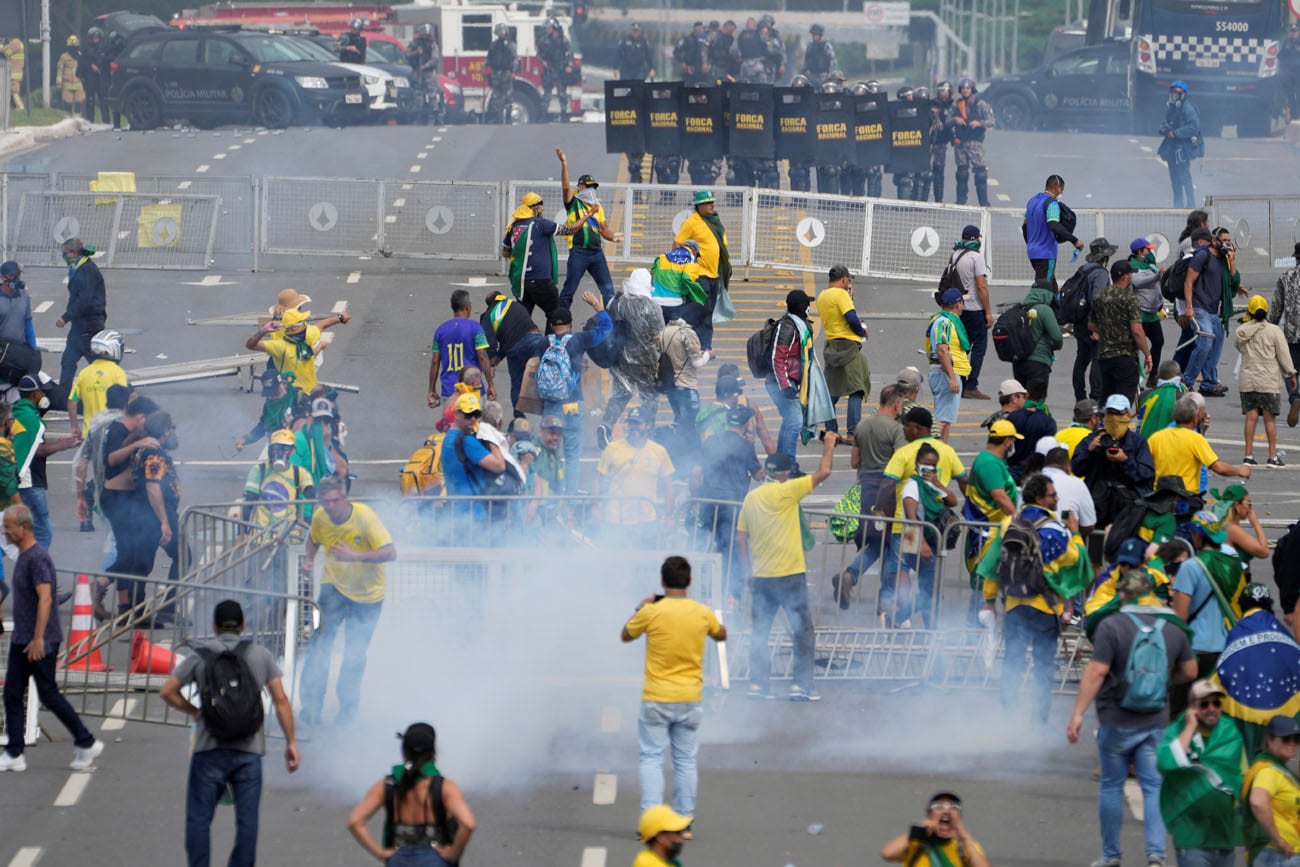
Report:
109,29,369,129
980,41,1132,133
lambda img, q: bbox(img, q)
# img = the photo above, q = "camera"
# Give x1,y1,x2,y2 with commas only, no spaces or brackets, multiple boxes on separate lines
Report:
1098,433,1118,449
1158,122,1172,136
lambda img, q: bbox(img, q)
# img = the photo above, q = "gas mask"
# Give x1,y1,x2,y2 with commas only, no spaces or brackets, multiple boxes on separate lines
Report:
1103,413,1131,441
1168,91,1184,107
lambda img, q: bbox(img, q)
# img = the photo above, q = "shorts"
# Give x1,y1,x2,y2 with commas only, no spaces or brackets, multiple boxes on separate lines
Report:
1241,391,1280,416
928,367,961,424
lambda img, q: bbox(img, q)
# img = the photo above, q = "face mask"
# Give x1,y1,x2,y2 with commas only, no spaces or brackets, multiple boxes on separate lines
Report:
36,396,49,411
1168,93,1183,106
1103,414,1131,440
1143,252,1156,266
62,252,76,265
664,842,684,859
627,428,649,445
271,456,289,470
1165,560,1183,577
576,188,598,206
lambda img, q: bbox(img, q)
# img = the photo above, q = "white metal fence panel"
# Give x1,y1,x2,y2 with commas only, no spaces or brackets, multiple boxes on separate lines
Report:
1209,195,1300,271
1096,209,1189,269
748,189,869,274
984,206,1100,288
261,176,382,256
378,179,502,260
866,198,988,281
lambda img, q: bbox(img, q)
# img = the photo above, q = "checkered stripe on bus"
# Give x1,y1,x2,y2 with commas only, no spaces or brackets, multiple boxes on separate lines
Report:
1146,33,1269,63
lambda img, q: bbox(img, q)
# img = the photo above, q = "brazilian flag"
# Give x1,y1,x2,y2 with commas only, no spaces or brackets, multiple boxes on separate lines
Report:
650,246,707,307
506,219,557,302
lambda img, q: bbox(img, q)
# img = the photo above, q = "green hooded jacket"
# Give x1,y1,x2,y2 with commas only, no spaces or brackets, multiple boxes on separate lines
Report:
1022,284,1063,367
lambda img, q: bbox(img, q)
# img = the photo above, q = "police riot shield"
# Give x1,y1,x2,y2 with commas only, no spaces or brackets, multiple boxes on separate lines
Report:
812,92,853,164
726,83,775,159
604,80,646,154
852,94,891,166
645,82,683,155
774,87,814,162
886,102,930,173
680,86,725,161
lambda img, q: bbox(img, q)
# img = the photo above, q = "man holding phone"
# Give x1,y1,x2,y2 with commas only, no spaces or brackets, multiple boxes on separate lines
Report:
880,791,990,866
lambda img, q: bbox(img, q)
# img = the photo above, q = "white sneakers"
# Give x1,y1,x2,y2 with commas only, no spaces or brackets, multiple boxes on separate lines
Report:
0,750,27,772
70,740,104,771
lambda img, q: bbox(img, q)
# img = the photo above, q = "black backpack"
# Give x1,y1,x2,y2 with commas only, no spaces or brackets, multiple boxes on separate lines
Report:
991,303,1035,364
584,312,621,370
193,640,264,743
453,432,523,498
1273,522,1300,616
746,318,779,378
1160,252,1195,302
934,249,971,305
996,514,1054,602
1058,263,1100,330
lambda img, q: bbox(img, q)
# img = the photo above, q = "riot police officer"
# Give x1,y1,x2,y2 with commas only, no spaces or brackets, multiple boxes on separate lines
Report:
911,86,934,201
1281,23,1300,121
484,23,517,124
338,18,367,64
406,23,442,124
1157,80,1203,208
674,22,709,86
736,18,769,84
538,18,574,121
787,74,815,193
708,20,739,84
801,23,837,88
853,80,887,197
617,22,654,81
77,27,108,124
816,75,850,195
892,85,918,200
761,16,785,84
927,80,955,202
951,77,995,206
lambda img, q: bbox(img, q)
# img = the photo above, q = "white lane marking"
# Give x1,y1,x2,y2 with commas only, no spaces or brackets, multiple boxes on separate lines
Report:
227,144,240,151
346,271,361,284
437,126,447,132
417,151,429,159
599,707,621,733
213,153,227,160
409,165,422,173
1123,778,1143,820
33,301,52,314
257,130,269,136
432,135,443,141
319,331,335,347
392,197,406,208
196,164,210,173
580,848,607,867
996,193,1011,202
332,300,349,313
7,847,43,867
1139,145,1153,153
176,180,192,191
102,697,137,731
184,275,228,287
54,772,93,807
592,772,617,805
1127,137,1139,143
986,177,1000,187
243,138,255,144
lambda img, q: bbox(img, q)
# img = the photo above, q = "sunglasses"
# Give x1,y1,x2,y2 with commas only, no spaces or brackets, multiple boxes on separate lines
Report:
928,801,962,813
1282,735,1300,745
1196,698,1222,709
918,465,938,473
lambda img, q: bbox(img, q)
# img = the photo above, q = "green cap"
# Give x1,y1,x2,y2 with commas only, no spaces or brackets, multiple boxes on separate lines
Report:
693,189,716,206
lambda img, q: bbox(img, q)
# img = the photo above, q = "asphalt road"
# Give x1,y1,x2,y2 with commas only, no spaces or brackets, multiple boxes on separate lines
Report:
0,119,1298,866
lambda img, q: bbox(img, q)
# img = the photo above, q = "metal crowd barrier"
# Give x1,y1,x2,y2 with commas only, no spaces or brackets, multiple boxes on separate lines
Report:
1208,194,1300,271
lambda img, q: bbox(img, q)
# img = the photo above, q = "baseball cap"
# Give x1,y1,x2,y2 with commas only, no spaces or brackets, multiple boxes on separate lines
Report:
765,452,796,473
1035,435,1061,456
214,600,244,631
1188,679,1226,704
1240,581,1273,609
400,722,437,755
727,405,755,426
310,396,335,418
1116,568,1154,596
998,378,1026,399
1111,260,1136,278
454,392,482,415
938,287,963,306
1116,537,1147,566
0,261,19,278
576,173,599,188
260,369,284,394
1130,237,1155,254
1267,715,1300,738
903,406,933,428
280,306,310,330
16,375,40,393
988,419,1023,440
1189,509,1227,543
1074,398,1100,422
1104,394,1132,413
625,406,650,424
896,367,923,389
961,224,981,241
548,307,573,327
785,289,814,311
539,414,564,430
639,805,692,843
716,375,744,397
1248,295,1269,316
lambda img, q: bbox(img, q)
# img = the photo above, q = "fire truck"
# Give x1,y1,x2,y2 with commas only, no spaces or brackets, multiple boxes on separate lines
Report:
177,2,582,122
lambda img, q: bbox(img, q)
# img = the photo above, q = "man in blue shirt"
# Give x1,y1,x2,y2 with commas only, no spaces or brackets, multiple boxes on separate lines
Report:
440,392,507,525
1023,174,1084,291
428,289,495,409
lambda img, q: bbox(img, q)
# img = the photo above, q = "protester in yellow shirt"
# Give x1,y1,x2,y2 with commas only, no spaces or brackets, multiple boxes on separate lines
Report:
597,407,674,541
298,478,396,726
622,556,726,824
68,329,129,436
1148,395,1251,493
1245,715,1300,862
881,791,991,867
634,805,693,867
817,265,871,437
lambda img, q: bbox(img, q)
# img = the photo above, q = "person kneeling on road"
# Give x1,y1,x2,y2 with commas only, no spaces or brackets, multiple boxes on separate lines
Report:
880,791,991,867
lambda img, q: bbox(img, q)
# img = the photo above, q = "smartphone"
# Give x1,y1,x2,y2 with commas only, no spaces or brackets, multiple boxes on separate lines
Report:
1061,510,1072,522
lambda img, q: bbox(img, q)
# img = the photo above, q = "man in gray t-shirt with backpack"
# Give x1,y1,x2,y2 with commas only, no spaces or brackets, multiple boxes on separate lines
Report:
161,600,299,867
1067,569,1196,867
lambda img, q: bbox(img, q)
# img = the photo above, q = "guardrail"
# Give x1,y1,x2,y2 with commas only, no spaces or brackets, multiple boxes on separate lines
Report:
1207,194,1300,272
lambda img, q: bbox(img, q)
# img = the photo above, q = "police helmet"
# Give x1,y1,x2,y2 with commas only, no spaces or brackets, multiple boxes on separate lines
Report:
914,85,930,100
820,80,841,94
90,329,124,363
936,80,954,98
826,70,845,85
66,34,79,47
349,17,365,30
864,79,883,94
759,14,775,28
789,73,811,88
108,30,124,49
87,27,103,40
810,23,824,36
546,17,560,30
850,81,870,96
896,85,914,100
494,23,509,36
416,23,435,37
957,76,977,94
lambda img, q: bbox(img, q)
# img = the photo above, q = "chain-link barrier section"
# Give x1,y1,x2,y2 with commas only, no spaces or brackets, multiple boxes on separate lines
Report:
867,199,989,281
1209,195,1300,272
377,180,502,259
262,176,381,257
747,190,869,274
1095,209,1188,269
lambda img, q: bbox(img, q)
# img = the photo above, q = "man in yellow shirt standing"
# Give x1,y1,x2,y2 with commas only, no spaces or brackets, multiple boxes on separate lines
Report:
672,190,731,353
622,556,726,828
817,265,871,437
298,477,396,726
68,329,128,437
1148,395,1251,494
737,432,837,701
597,407,675,545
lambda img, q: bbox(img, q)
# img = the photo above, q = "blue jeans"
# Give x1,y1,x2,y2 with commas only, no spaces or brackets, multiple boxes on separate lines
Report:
19,486,51,549
1169,157,1196,209
1001,604,1058,722
185,748,263,867
678,276,719,352
667,386,700,446
1255,850,1300,867
387,845,454,866
749,573,815,691
3,642,95,756
541,399,584,495
560,246,615,308
1175,849,1236,867
299,583,383,720
1097,724,1165,862
878,536,937,627
1183,308,1225,391
764,377,802,462
637,700,703,815
504,333,547,417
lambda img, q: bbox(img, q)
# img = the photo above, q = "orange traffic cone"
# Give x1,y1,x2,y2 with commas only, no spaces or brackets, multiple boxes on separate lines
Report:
130,630,177,675
63,573,108,672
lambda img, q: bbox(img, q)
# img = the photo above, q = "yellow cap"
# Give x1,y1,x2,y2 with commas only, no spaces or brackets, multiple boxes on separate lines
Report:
988,419,1024,440
281,307,310,330
270,429,296,447
454,392,482,414
638,805,691,842
1248,294,1268,316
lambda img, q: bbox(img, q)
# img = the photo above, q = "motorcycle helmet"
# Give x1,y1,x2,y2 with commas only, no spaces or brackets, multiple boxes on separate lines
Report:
90,329,124,363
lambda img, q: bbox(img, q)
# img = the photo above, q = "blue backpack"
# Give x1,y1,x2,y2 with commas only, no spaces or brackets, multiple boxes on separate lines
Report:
536,333,579,401
1120,612,1169,714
